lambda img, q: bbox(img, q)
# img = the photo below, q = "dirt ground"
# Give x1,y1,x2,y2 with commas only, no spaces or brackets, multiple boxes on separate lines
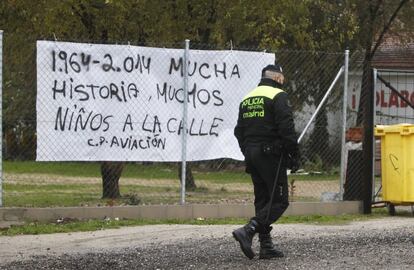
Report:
1,217,413,269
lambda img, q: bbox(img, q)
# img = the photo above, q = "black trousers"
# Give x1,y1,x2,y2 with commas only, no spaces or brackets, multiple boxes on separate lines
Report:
244,145,289,231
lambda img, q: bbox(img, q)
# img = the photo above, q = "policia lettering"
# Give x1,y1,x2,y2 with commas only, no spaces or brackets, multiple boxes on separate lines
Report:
240,86,284,119
242,97,265,118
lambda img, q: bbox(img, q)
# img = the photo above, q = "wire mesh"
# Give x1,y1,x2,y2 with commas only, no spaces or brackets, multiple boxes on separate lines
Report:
343,50,414,205
2,37,347,207
375,70,414,125
373,69,414,203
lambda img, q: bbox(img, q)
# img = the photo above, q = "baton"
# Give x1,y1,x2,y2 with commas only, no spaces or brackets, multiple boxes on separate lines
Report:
264,135,299,224
265,152,284,225
262,66,343,225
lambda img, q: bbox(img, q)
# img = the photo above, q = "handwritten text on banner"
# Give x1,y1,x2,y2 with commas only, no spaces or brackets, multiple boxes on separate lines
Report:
36,41,275,161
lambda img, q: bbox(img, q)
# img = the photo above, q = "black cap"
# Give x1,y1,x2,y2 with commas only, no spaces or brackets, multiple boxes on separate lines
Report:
261,64,283,77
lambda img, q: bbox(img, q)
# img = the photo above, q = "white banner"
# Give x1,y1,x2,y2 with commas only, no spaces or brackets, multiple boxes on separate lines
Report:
36,41,275,161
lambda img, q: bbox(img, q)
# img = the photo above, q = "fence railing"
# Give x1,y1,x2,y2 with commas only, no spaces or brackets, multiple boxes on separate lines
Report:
372,69,414,204
1,35,355,208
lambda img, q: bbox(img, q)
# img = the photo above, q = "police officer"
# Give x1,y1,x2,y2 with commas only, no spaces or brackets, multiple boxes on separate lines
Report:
232,64,300,260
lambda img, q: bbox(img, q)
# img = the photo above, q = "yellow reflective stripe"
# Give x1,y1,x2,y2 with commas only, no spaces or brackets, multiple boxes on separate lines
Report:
243,86,284,100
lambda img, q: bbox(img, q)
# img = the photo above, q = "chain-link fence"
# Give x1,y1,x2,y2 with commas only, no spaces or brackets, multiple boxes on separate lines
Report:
2,35,350,208
344,49,414,208
373,69,414,204
374,69,414,125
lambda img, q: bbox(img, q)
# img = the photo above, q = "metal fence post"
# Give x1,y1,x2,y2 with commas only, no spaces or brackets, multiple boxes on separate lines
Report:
0,30,3,207
180,39,190,205
340,49,349,200
298,66,344,143
372,68,378,201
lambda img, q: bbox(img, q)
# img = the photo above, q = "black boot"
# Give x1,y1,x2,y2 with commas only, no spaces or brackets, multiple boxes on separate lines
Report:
259,232,284,259
232,219,259,259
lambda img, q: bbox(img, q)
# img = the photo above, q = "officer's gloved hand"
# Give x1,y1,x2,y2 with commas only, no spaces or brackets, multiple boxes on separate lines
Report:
287,152,300,173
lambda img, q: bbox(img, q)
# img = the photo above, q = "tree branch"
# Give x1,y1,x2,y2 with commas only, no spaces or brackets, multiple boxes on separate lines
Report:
371,0,383,17
371,0,408,56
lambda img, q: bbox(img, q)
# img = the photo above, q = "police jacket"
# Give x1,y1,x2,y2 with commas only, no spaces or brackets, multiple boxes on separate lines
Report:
234,78,298,155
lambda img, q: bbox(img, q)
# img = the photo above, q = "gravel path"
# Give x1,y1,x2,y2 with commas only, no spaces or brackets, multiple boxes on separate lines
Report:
0,217,413,269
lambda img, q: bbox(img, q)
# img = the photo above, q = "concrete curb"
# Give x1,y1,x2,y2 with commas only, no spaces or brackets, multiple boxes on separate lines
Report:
0,201,362,223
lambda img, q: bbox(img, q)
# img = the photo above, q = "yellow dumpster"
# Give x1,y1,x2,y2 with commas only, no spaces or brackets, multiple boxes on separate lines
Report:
375,124,414,206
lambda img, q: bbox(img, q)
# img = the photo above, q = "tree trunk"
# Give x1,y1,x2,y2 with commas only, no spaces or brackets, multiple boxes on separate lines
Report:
308,55,330,168
5,129,18,160
308,108,329,167
178,162,197,191
71,3,125,200
101,162,124,199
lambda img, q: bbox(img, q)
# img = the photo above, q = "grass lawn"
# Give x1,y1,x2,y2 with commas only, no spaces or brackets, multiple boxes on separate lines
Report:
4,161,339,181
3,161,340,207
